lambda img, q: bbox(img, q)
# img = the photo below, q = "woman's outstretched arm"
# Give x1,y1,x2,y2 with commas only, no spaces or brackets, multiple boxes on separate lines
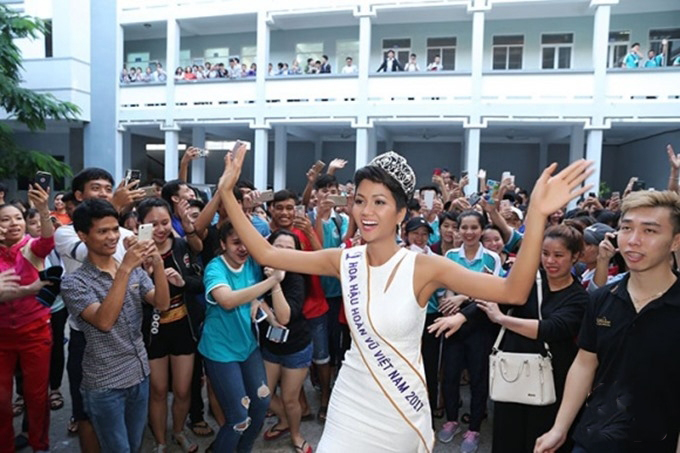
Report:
219,144,341,278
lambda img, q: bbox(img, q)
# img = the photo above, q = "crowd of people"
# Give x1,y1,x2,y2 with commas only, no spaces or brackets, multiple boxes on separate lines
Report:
622,39,680,68
1,142,680,453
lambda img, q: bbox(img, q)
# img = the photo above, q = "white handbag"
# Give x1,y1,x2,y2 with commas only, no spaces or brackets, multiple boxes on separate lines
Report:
489,271,557,406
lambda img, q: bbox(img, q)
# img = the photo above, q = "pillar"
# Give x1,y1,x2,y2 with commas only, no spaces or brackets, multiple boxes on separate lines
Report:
538,140,549,173
357,13,372,102
355,127,369,170
274,125,287,190
469,1,487,100
586,130,603,195
463,128,481,194
191,127,206,184
163,126,180,181
253,128,269,190
165,18,180,126
256,11,270,102
314,139,323,163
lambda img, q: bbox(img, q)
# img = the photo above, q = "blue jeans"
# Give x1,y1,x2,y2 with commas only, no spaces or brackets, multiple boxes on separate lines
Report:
82,376,149,453
204,348,271,453
307,313,330,365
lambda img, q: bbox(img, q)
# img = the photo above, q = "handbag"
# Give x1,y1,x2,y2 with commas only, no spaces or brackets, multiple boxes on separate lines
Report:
489,271,557,406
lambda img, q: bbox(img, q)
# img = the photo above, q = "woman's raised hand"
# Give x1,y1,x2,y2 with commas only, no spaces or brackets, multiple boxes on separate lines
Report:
529,160,594,217
219,141,248,192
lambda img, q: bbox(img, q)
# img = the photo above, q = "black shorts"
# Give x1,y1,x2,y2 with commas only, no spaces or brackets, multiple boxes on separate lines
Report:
147,316,197,360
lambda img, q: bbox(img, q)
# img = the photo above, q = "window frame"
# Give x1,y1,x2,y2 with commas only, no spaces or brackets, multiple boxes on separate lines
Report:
540,32,574,70
295,42,324,70
607,30,630,68
426,36,457,70
492,34,524,70
382,38,412,65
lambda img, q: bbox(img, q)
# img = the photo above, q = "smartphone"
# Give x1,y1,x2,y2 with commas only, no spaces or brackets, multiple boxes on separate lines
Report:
423,190,435,210
35,171,52,190
312,160,325,173
433,168,442,176
611,191,620,199
252,190,274,204
196,148,209,158
588,192,597,198
468,193,481,206
486,179,500,192
266,325,290,343
609,233,618,249
501,171,511,182
138,186,157,198
328,195,348,206
294,205,306,217
461,171,469,178
125,169,141,185
632,180,646,192
138,223,153,242
255,307,268,323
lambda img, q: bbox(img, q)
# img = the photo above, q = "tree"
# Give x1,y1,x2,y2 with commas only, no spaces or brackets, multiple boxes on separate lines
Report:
0,4,80,182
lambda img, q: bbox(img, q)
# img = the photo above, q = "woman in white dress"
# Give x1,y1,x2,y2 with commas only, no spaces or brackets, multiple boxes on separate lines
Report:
217,144,592,452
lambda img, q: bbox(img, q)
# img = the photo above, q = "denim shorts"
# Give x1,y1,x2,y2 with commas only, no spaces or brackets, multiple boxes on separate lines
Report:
307,314,330,365
261,343,313,369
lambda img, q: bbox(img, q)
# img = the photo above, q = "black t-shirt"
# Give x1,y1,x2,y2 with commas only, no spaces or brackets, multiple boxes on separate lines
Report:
200,224,221,267
260,272,311,356
162,247,184,307
574,274,680,452
497,273,587,397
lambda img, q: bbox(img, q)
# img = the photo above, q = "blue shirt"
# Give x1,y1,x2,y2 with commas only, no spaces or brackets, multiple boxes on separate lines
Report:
644,55,664,67
320,213,349,298
445,245,502,276
251,215,271,237
428,217,440,245
199,256,263,363
623,52,640,68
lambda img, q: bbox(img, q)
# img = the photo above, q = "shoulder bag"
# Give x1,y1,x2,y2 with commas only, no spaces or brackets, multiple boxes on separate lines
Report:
489,271,556,406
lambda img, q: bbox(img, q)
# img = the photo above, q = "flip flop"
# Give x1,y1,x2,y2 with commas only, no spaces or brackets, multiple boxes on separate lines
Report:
67,417,78,435
187,420,214,437
294,440,313,453
264,423,290,441
50,390,64,410
13,396,24,417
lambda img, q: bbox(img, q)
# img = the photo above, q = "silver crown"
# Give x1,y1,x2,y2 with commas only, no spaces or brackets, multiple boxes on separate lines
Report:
368,151,416,197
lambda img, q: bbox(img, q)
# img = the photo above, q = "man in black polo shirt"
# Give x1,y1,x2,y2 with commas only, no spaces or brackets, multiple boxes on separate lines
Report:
536,190,680,453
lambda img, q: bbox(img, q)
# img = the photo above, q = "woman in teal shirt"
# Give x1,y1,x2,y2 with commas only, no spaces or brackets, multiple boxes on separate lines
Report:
200,222,283,452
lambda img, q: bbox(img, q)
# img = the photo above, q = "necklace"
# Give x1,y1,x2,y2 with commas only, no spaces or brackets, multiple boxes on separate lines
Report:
631,290,664,312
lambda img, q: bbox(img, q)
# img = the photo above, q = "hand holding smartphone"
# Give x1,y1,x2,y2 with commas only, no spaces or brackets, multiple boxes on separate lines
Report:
35,171,52,191
138,223,153,242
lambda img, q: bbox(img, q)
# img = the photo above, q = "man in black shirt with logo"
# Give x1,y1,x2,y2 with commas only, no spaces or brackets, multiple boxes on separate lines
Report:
536,190,680,453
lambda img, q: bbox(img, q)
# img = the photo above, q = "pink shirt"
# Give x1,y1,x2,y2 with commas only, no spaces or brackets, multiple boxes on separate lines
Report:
0,235,54,329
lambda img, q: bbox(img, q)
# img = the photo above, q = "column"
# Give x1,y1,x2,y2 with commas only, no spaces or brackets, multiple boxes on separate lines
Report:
463,128,481,194
191,127,206,184
357,13,372,102
314,139,323,163
538,140,549,172
166,18,180,126
255,11,270,104
355,127,369,170
163,126,180,181
367,128,378,161
586,130,603,195
83,0,120,179
569,125,584,163
469,0,487,101
591,1,616,101
253,128,269,190
121,128,132,172
274,125,287,190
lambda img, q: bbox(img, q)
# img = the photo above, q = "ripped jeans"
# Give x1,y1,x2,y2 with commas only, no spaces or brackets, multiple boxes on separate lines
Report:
204,348,271,452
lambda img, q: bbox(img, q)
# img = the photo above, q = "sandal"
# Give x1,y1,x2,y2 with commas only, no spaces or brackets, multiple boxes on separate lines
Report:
14,433,29,451
49,390,64,410
67,417,78,435
13,396,24,417
187,420,214,437
173,431,198,453
264,423,290,441
294,440,313,453
317,406,328,423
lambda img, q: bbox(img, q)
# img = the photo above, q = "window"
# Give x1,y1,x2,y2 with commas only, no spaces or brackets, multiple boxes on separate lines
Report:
295,42,323,67
382,38,411,65
179,49,191,68
204,47,230,63
492,35,523,70
541,33,573,69
127,52,150,68
241,46,257,66
44,19,52,58
426,37,456,70
336,39,359,69
607,31,630,68
649,28,680,67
